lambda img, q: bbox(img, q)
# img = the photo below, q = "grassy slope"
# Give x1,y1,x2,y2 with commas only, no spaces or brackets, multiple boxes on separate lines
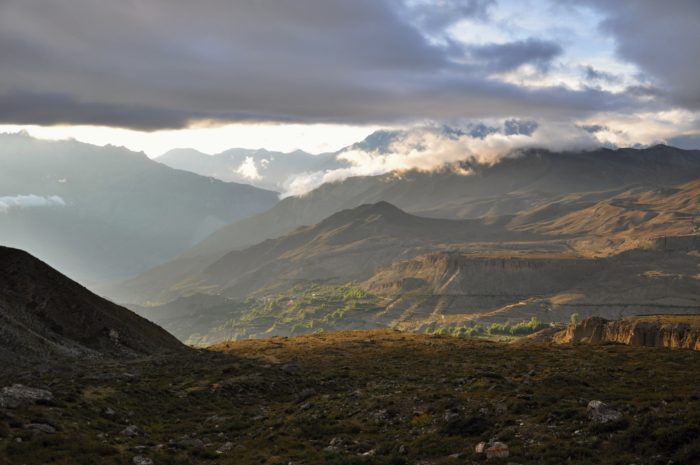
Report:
1,330,699,465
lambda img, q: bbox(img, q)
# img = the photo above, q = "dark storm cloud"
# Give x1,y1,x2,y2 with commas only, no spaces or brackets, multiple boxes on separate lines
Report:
403,0,495,33
0,91,193,130
579,124,607,134
580,0,700,109
470,38,563,72
582,66,619,84
0,0,650,129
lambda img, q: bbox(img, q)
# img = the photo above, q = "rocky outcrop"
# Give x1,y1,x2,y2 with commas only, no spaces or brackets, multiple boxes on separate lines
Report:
553,316,700,350
650,234,700,252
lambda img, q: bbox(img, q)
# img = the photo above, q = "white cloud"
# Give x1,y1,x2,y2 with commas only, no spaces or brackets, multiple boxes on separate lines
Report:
280,107,700,198
235,156,262,181
580,109,700,147
281,122,600,197
0,195,66,213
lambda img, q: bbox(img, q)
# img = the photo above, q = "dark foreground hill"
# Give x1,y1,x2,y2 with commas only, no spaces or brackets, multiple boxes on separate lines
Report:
0,330,698,465
0,247,185,363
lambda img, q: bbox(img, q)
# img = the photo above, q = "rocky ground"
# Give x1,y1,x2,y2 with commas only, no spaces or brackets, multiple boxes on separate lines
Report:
1,330,699,465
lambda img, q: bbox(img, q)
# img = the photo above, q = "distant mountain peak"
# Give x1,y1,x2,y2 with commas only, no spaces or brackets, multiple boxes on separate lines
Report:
321,201,410,227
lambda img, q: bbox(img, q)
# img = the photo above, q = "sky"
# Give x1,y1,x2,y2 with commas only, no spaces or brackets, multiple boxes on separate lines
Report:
1,0,699,157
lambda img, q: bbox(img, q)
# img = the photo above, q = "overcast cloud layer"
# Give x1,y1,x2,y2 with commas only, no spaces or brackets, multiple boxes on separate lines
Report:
1,0,697,132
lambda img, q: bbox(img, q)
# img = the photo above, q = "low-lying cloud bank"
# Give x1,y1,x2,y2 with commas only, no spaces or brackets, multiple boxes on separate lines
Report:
280,121,596,197
0,195,66,213
279,112,700,198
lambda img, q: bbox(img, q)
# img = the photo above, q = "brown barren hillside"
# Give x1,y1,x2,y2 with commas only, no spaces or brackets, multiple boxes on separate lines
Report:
0,247,185,363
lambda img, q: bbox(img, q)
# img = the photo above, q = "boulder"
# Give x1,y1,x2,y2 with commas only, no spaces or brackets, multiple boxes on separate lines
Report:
132,456,154,465
476,440,510,459
486,442,510,459
587,400,622,423
216,442,234,454
0,385,53,408
25,423,56,434
121,425,140,437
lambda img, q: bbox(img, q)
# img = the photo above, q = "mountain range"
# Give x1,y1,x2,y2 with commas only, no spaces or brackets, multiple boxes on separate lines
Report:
107,145,700,307
157,147,347,191
110,150,700,343
0,132,278,285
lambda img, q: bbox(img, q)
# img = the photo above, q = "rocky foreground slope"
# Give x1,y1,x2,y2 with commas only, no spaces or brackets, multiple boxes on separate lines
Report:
554,316,700,350
0,330,698,465
0,247,185,362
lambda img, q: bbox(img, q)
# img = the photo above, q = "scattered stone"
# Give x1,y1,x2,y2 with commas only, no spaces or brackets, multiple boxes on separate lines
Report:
297,388,316,402
324,437,342,452
121,425,140,437
104,407,116,417
587,400,622,423
0,385,53,408
443,410,460,422
299,402,311,411
216,442,234,454
132,455,153,465
108,328,120,343
476,440,510,459
25,423,56,434
205,415,226,424
486,442,509,459
176,438,204,449
281,363,300,375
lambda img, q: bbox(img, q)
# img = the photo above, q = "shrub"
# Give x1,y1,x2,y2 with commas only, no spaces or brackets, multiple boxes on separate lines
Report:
570,313,579,326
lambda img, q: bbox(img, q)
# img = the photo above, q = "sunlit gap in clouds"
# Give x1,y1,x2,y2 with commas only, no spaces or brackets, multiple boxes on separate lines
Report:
0,123,383,158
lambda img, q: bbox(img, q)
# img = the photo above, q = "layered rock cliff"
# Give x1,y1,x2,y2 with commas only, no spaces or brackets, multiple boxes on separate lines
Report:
553,316,700,350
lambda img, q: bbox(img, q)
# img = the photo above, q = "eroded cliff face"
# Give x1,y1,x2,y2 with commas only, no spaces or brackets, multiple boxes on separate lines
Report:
365,252,602,296
554,316,700,350
361,250,700,330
